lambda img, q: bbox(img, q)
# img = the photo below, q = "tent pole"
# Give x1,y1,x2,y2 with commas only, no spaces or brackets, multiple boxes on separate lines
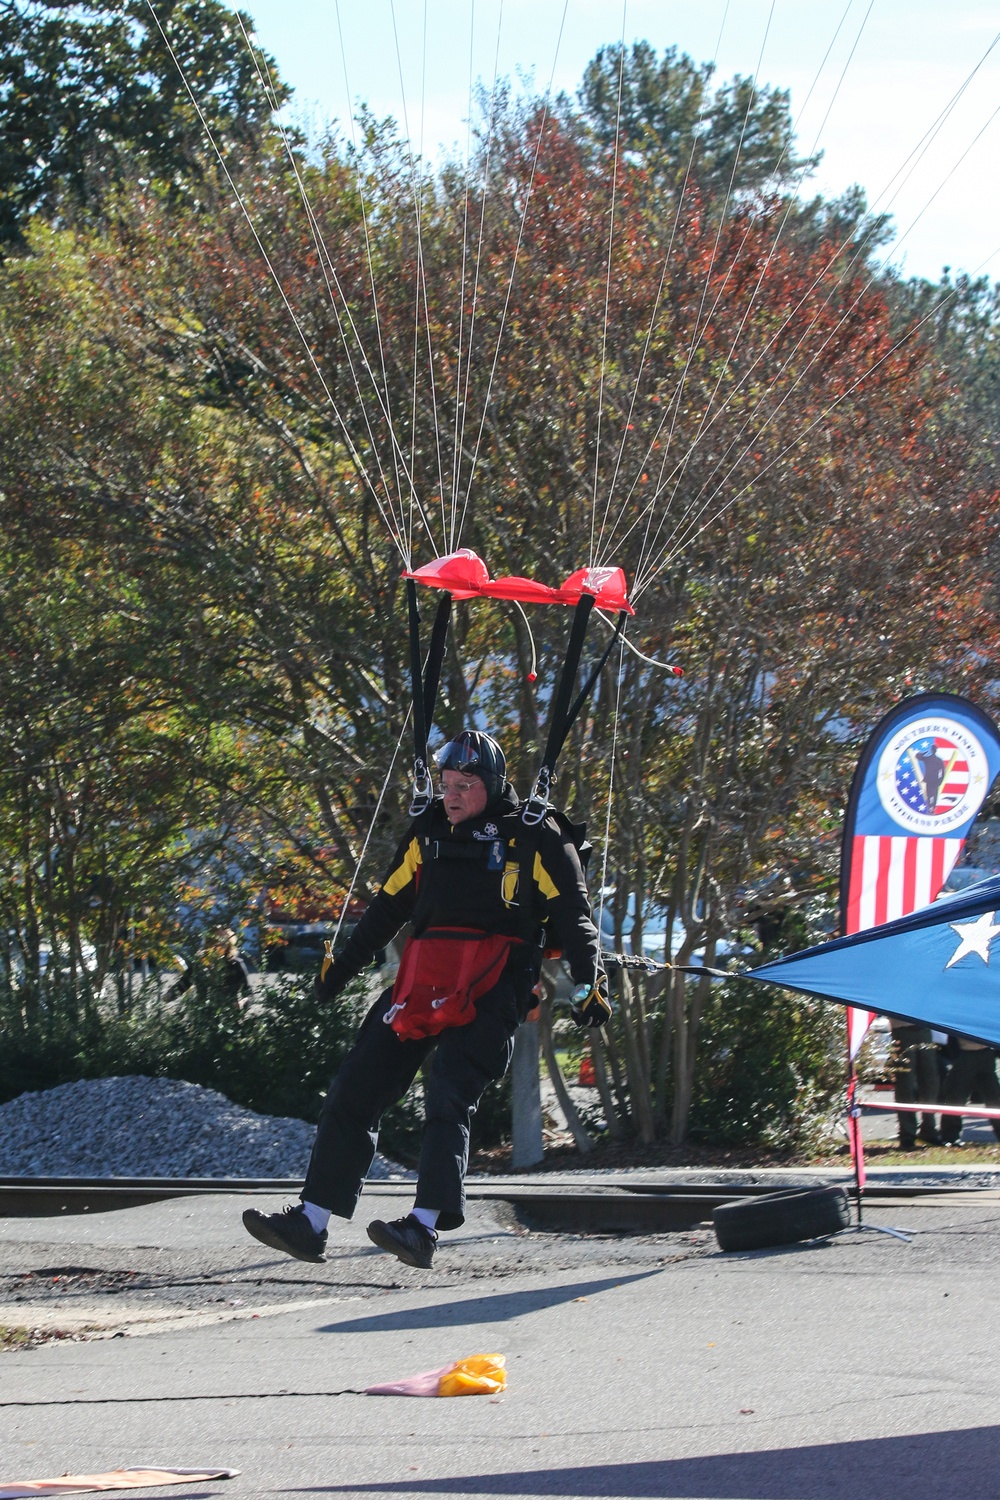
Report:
848,1077,864,1229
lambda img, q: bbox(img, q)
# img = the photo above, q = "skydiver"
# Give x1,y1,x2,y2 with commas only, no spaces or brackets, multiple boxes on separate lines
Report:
242,729,610,1269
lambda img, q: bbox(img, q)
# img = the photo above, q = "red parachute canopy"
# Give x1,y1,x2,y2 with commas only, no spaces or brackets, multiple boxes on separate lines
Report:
403,550,635,615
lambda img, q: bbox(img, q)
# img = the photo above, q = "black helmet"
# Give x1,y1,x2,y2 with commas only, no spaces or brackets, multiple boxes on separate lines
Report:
436,730,507,803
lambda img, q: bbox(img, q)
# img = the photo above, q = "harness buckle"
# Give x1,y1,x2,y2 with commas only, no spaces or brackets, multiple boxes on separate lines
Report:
522,766,552,826
408,757,434,817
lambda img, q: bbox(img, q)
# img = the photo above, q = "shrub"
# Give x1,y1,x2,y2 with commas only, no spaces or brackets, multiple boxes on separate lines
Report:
0,971,426,1165
688,963,844,1150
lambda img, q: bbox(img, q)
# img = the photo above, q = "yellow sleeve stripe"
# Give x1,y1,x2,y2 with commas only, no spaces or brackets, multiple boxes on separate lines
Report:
533,851,560,900
383,837,423,897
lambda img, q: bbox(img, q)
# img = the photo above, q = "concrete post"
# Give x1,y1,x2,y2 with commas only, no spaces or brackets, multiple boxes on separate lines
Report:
511,1018,544,1168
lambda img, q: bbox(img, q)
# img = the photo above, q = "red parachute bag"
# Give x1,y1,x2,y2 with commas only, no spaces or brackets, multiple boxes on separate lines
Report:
385,928,516,1040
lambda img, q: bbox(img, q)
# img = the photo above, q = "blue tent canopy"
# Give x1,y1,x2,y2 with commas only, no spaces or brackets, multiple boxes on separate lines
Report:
750,872,1000,1048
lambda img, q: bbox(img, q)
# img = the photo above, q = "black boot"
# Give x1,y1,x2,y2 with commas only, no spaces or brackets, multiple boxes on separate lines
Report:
367,1213,437,1269
242,1204,327,1263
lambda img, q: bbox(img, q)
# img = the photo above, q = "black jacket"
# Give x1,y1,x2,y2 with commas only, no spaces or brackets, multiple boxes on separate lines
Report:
322,784,601,996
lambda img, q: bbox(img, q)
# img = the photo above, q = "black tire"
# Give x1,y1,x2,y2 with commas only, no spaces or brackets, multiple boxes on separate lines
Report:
712,1185,851,1252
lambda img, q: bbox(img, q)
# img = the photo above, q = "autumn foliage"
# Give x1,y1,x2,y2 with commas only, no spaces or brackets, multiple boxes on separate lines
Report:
1,27,998,1141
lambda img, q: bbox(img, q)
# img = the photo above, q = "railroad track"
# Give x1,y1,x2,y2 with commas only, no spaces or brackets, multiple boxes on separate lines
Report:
2,1174,997,1234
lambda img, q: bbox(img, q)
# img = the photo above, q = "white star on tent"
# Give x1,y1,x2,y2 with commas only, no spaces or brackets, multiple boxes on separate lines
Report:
946,911,1000,970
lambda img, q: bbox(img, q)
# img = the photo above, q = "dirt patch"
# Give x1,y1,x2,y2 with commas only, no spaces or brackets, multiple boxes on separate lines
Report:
814,1140,1000,1168
0,1321,93,1351
471,1136,1000,1174
470,1137,811,1174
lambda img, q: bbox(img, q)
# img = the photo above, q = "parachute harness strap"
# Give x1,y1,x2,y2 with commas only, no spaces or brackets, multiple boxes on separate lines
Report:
523,596,627,826
407,580,453,816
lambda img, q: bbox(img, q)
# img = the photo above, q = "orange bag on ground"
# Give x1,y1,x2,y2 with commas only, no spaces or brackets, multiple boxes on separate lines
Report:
366,1353,507,1397
438,1353,507,1396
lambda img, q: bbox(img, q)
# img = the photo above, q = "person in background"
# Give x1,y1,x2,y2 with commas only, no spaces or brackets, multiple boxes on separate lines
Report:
939,1033,1000,1146
890,1018,941,1148
175,927,252,1008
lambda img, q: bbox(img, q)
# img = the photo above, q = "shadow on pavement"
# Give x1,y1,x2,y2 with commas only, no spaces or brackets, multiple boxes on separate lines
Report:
316,1270,662,1334
292,1426,1000,1498
717,1237,844,1261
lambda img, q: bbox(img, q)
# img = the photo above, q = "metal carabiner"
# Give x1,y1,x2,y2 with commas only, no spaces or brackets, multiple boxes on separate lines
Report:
521,765,552,826
408,756,434,817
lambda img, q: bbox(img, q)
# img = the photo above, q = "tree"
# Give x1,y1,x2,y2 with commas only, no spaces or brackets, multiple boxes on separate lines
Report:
83,89,999,1146
578,41,820,196
3,33,998,1154
0,0,285,248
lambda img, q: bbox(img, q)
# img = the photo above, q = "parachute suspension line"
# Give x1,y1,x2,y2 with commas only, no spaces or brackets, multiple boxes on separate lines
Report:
630,242,1000,600
635,76,985,593
594,630,628,989
453,0,505,554
637,91,1000,594
455,0,570,551
596,0,777,582
143,1,408,566
334,0,425,557
510,599,538,683
593,2,732,567
391,1,426,553
630,0,777,565
588,0,629,571
231,8,415,549
622,0,868,584
391,0,449,550
418,0,449,548
329,714,410,956
593,609,682,674
629,20,1000,591
449,0,478,548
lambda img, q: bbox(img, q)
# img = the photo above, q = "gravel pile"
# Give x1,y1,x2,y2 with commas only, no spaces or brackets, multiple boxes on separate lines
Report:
0,1076,411,1179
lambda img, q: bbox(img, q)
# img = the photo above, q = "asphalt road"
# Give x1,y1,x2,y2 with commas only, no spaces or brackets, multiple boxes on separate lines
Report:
3,1184,1000,1500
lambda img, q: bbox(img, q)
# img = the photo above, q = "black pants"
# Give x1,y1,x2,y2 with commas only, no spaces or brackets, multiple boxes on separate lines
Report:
892,1028,939,1145
301,982,519,1230
940,1050,1000,1143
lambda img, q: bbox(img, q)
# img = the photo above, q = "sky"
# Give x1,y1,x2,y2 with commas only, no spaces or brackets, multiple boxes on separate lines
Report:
241,0,1000,286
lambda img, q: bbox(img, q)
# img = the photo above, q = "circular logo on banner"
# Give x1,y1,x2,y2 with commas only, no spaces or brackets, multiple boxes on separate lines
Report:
876,716,989,833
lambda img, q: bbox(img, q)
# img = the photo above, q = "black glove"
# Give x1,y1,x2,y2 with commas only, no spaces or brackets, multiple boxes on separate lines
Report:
571,979,613,1029
314,941,353,1002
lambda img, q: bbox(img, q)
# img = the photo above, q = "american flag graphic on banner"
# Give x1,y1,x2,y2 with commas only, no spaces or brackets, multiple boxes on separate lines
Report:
839,696,1000,1064
844,834,965,1060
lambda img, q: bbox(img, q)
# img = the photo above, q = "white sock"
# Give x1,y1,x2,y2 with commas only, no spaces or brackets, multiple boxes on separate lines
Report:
411,1206,439,1233
301,1200,331,1233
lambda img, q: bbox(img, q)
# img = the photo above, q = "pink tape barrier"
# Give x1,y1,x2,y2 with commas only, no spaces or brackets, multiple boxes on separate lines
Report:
861,1100,1000,1118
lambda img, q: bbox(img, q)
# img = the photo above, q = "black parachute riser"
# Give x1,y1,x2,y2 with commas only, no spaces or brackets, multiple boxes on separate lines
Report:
422,592,453,733
406,575,630,824
554,608,628,764
540,593,596,774
406,583,454,814
406,578,428,774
